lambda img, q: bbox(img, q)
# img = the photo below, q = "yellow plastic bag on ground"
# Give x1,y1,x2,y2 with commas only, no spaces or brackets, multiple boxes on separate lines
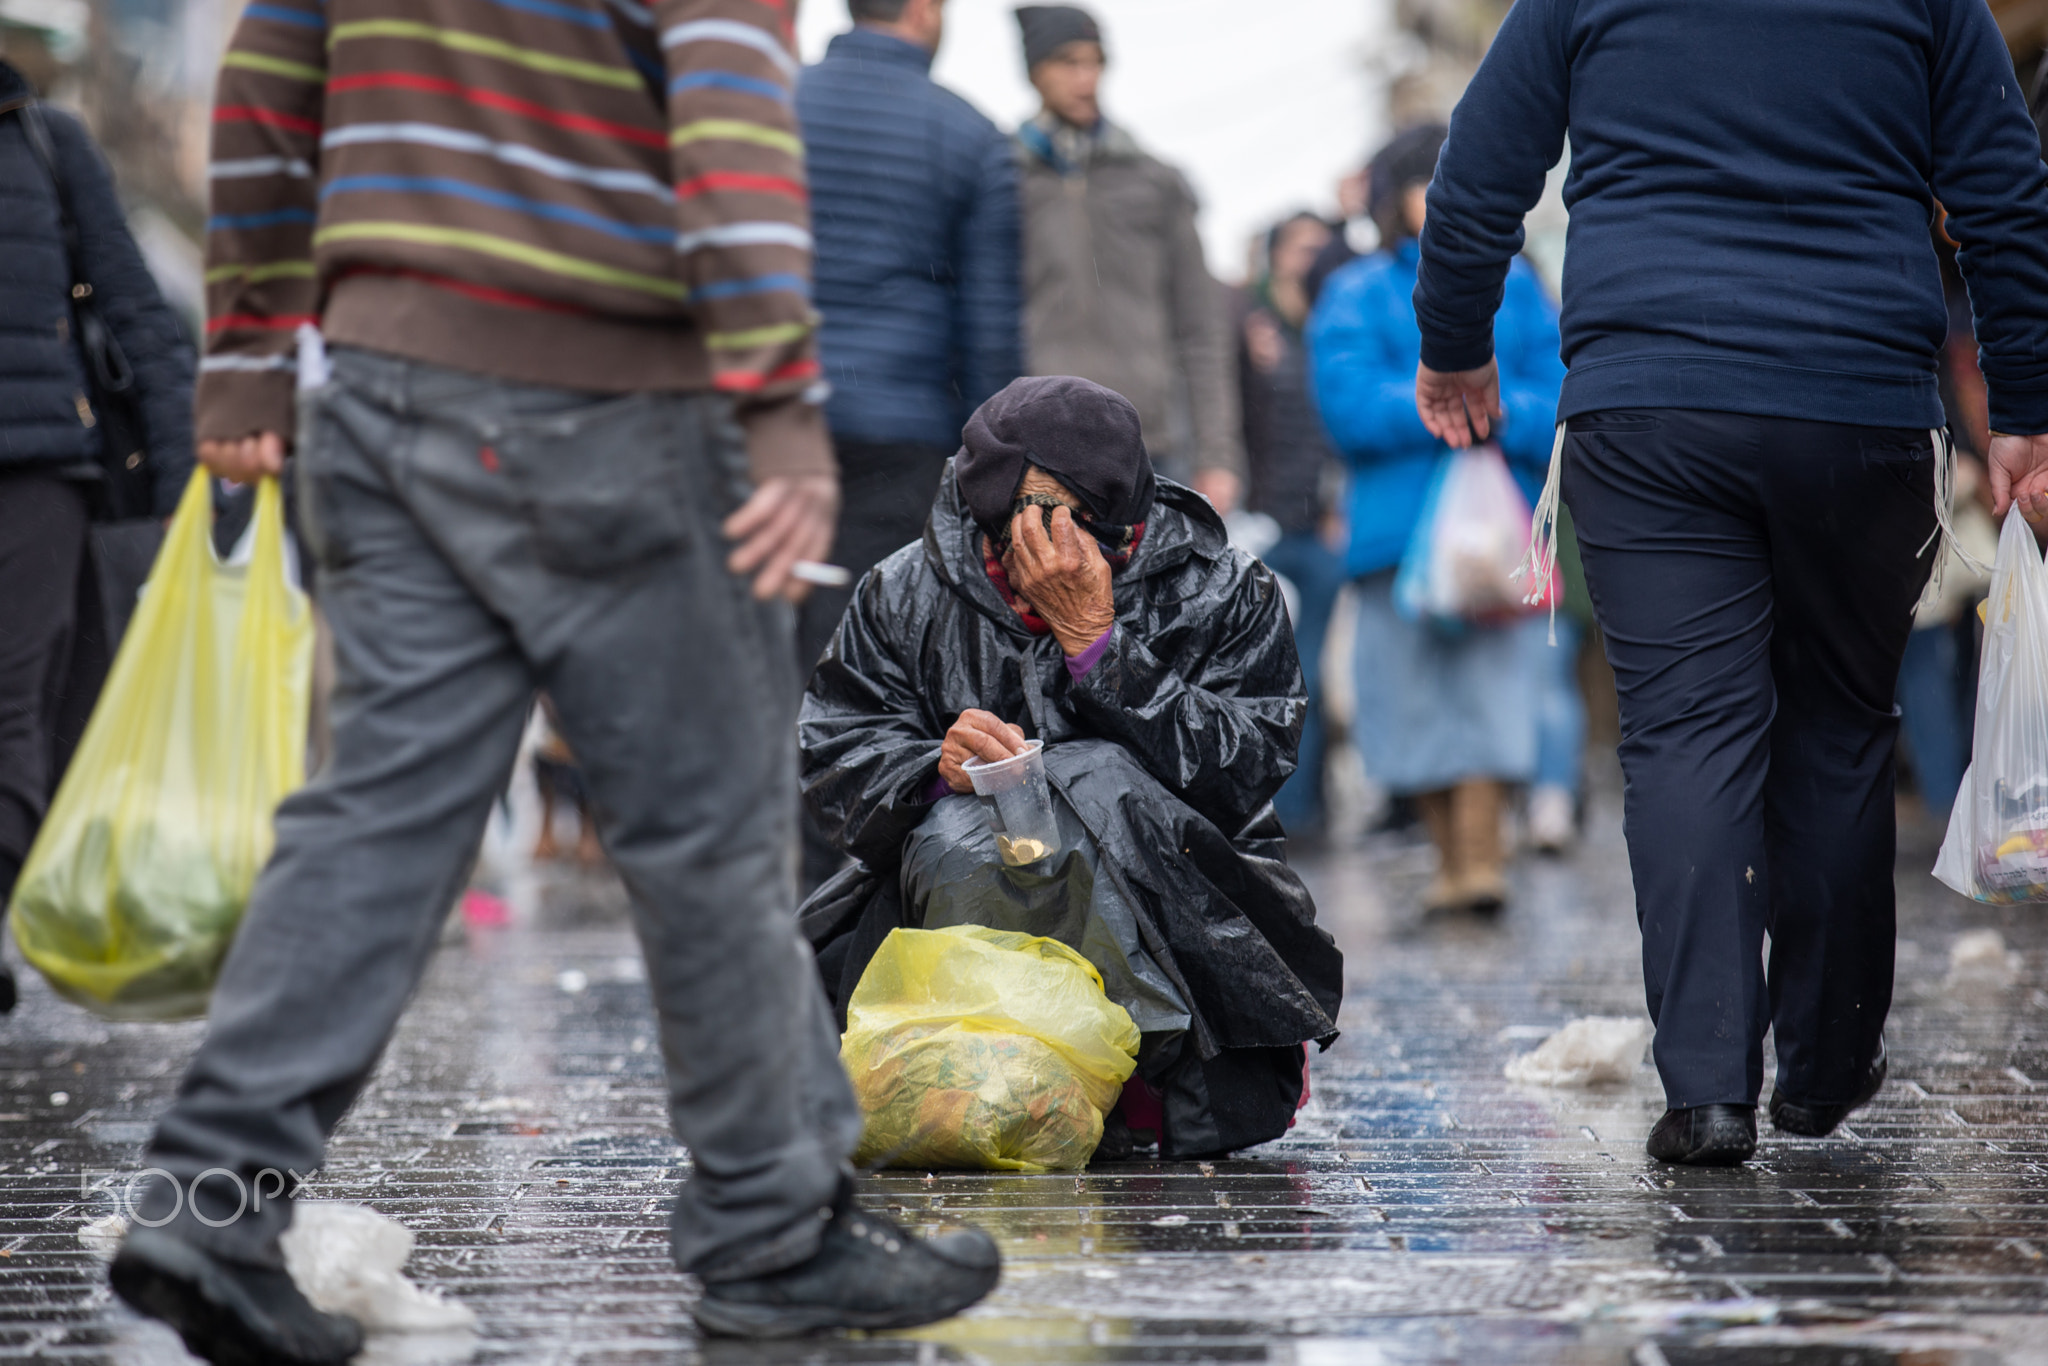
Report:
842,924,1140,1173
10,472,312,1019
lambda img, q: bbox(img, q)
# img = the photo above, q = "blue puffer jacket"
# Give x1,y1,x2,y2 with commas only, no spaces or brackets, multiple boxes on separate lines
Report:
1308,240,1563,578
796,29,1021,448
0,63,193,514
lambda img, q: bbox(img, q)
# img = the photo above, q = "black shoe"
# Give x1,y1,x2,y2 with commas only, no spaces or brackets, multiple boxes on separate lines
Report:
1092,1112,1138,1162
0,960,15,1015
692,1181,1001,1338
1089,1112,1158,1164
110,1225,363,1365
1646,1104,1757,1166
1769,1042,1888,1138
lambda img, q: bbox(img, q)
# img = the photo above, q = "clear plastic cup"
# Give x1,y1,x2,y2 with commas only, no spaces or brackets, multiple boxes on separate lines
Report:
961,738,1058,868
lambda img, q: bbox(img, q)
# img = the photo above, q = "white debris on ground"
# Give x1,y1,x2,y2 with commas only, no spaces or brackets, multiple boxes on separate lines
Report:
282,1202,475,1332
78,1213,127,1259
1946,929,2024,987
78,1203,474,1333
1504,1016,1651,1087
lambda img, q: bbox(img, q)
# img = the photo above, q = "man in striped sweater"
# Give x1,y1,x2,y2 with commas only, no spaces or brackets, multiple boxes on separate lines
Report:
109,2,1000,1356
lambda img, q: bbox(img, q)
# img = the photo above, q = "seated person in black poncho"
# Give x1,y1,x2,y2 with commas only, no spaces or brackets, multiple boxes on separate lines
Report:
798,375,1343,1160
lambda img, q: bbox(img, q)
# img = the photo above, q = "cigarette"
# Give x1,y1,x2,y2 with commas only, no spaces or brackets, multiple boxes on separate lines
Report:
791,560,853,588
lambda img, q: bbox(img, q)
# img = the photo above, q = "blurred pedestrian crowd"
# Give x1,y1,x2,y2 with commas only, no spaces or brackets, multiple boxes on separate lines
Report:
4,0,2048,1354
789,2,1585,909
3,1,2027,946
785,0,2024,925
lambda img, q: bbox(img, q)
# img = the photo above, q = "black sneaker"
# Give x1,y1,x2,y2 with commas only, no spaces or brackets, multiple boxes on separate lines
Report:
1646,1104,1757,1166
110,1224,363,1365
692,1182,1000,1338
0,960,15,1015
1769,1041,1888,1138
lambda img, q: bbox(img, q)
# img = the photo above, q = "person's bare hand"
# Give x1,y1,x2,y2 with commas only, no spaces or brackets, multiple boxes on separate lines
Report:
1415,359,1503,449
938,708,1028,794
197,431,287,484
1988,432,2048,527
1243,312,1285,372
723,473,839,602
1006,504,1116,657
1192,467,1243,516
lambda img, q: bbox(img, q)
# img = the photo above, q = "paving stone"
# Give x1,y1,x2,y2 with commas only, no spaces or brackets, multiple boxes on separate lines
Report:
4,781,2048,1363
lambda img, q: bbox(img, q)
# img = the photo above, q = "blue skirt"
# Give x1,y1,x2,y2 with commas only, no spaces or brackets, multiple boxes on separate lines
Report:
1349,571,1542,794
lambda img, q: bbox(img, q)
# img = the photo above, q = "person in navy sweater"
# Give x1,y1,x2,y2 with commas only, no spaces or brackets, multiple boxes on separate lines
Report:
1410,0,2048,1166
795,0,1023,887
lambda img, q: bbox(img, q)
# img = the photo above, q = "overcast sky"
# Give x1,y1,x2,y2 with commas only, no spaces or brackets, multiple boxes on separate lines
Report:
794,0,1392,281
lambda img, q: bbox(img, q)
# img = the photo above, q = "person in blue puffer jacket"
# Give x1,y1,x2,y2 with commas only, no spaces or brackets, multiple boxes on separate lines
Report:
1307,123,1562,916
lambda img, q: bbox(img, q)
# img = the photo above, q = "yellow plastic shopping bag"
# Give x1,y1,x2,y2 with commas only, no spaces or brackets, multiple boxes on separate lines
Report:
10,471,313,1019
841,925,1140,1173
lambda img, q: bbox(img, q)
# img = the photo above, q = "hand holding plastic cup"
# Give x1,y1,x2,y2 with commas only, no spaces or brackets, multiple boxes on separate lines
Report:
961,738,1058,868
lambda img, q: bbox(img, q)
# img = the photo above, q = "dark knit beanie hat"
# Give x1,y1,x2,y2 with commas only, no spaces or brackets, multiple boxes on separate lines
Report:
957,376,1155,532
1368,122,1448,240
1015,5,1102,70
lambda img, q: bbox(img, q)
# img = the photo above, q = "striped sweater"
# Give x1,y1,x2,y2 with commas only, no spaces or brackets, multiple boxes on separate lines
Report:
200,0,828,474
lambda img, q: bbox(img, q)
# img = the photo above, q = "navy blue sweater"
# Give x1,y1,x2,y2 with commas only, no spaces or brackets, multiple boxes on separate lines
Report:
797,29,1022,448
1415,0,2048,434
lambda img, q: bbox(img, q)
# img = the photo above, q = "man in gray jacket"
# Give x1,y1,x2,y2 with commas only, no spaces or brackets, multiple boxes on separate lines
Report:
1012,6,1243,510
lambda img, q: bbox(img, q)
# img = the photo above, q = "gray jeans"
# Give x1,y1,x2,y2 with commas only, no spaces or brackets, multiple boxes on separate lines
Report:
138,347,862,1281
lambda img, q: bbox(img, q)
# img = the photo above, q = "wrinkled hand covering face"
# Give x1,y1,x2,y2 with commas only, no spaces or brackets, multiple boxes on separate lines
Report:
993,492,1132,559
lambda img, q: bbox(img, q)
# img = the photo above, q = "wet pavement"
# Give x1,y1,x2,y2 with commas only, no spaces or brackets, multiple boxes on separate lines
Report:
5,770,2048,1364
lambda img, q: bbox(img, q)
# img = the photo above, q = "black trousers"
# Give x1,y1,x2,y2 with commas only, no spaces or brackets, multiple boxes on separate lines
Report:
0,472,98,899
1562,409,1937,1110
797,439,953,891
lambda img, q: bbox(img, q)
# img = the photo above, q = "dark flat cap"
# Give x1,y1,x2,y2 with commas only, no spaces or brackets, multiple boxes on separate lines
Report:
1015,5,1102,70
957,376,1155,532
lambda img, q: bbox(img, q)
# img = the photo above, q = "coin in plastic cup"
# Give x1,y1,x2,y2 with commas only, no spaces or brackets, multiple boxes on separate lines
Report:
961,738,1058,867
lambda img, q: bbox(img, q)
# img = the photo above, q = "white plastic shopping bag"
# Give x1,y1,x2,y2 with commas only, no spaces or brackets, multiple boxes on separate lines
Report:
1935,508,2048,903
1394,445,1555,624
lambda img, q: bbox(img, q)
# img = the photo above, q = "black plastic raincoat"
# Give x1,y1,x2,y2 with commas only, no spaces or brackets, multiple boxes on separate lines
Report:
798,464,1343,1158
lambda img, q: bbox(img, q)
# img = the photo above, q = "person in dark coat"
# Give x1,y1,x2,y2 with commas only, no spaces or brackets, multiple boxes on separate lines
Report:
794,0,1021,674
795,0,1023,887
798,376,1342,1161
1238,212,1346,841
1011,5,1245,510
0,53,194,1015
1410,0,2048,1166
